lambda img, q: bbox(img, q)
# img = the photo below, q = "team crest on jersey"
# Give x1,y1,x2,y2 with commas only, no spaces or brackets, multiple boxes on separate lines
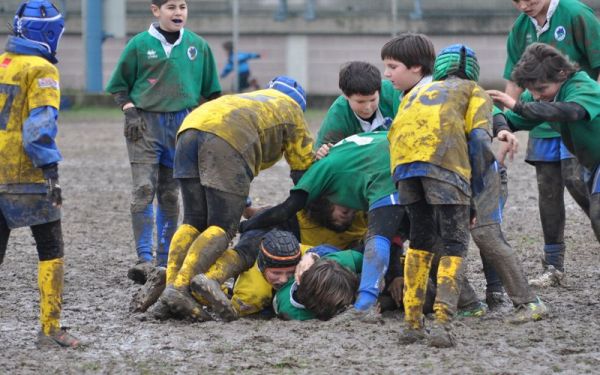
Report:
187,46,198,61
38,78,59,89
554,26,566,42
147,49,158,59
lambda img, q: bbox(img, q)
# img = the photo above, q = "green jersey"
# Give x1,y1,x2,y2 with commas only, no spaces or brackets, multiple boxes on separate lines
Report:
106,25,221,112
293,132,396,211
315,80,402,149
273,250,363,321
504,0,600,138
506,71,600,170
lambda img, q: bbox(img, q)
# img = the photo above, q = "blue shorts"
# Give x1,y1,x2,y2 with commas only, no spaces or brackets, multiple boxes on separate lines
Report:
0,193,61,229
586,166,600,194
369,192,400,211
525,137,575,165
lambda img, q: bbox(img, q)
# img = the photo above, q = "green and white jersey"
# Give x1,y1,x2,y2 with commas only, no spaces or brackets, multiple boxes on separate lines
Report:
293,131,396,211
504,0,600,138
106,24,221,112
314,80,402,149
506,71,600,170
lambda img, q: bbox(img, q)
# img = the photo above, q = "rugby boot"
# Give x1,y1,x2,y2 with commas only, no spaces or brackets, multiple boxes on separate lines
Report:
485,290,510,310
427,320,456,348
530,245,565,287
190,248,246,305
456,300,488,318
166,224,200,285
127,260,155,285
529,265,564,287
507,297,549,324
159,285,211,322
36,327,80,349
130,266,167,313
402,248,434,329
147,299,172,321
172,226,228,290
398,319,427,345
191,274,239,322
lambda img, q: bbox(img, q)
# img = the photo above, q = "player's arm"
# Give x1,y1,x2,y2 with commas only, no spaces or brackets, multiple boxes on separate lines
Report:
512,101,588,122
239,190,308,233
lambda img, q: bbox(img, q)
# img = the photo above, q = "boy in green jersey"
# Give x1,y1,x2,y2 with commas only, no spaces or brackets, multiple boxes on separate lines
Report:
489,43,600,249
106,0,222,283
314,61,401,159
503,0,600,287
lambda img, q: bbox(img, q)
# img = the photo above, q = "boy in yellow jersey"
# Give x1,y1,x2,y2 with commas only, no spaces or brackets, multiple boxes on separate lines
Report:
388,44,495,348
155,76,314,320
0,0,79,348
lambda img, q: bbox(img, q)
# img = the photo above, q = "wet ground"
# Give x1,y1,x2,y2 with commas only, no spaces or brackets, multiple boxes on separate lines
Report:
1,112,599,374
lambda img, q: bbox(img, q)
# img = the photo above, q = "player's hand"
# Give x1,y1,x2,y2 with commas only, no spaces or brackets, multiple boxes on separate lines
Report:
496,130,519,166
46,177,62,208
388,276,404,307
315,143,333,160
123,107,146,142
486,90,517,110
295,252,318,284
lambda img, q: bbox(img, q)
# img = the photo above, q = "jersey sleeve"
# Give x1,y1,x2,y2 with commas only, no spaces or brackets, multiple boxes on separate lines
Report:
379,79,402,118
315,97,355,149
283,114,314,171
572,7,600,71
27,63,60,110
505,91,545,131
561,73,600,120
199,43,222,99
105,38,138,95
503,22,525,81
464,86,493,135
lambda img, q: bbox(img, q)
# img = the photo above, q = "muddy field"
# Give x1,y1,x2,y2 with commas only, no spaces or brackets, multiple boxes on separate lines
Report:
1,110,599,374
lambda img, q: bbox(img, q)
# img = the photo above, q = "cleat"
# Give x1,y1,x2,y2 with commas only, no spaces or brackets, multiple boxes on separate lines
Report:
130,267,166,313
507,297,548,324
190,274,238,322
160,286,211,322
36,327,80,349
427,320,456,348
147,299,172,321
398,321,426,345
529,265,564,287
456,301,488,318
485,290,509,310
328,305,383,325
127,261,155,284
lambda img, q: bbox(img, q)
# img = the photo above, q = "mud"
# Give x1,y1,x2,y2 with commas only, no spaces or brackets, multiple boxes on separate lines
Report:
1,116,599,374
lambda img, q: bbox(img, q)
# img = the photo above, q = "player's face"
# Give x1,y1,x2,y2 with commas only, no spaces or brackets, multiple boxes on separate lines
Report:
526,81,563,101
264,267,296,290
383,58,424,92
329,205,356,232
346,92,380,120
152,0,188,32
512,0,550,19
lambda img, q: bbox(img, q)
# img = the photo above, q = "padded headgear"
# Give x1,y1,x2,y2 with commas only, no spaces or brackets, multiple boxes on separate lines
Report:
13,0,65,58
268,76,307,111
257,230,301,272
433,44,480,82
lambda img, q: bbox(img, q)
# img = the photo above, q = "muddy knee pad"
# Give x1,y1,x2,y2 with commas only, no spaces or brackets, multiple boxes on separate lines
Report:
130,163,158,213
471,224,535,305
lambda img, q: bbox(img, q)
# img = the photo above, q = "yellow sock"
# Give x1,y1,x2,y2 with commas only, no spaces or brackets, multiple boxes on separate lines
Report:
403,247,434,329
166,224,200,285
38,258,64,335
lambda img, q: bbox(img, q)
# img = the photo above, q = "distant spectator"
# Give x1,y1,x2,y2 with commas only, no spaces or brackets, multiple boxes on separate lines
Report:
220,40,261,92
274,0,316,22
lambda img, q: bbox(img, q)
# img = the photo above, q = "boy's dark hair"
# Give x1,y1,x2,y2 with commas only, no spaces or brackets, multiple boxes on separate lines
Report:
380,33,436,76
338,61,382,97
152,0,173,7
296,259,358,320
511,43,579,89
305,197,352,233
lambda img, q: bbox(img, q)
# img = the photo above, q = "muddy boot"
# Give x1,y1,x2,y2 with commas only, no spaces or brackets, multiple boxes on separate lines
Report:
160,286,212,322
191,274,238,321
130,267,167,313
36,327,80,349
530,245,565,287
147,299,172,321
398,319,426,345
166,224,201,285
485,290,509,310
190,248,246,305
427,320,455,348
127,260,155,285
506,297,549,324
402,248,434,330
172,226,229,291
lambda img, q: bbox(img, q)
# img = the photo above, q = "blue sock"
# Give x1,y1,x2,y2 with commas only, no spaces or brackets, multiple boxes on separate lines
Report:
132,204,154,262
543,243,565,271
354,235,390,311
155,205,178,267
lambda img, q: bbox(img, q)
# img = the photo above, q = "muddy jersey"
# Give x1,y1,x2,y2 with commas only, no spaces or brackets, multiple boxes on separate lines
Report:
315,80,402,149
293,131,396,211
388,78,492,183
506,71,600,171
0,53,60,186
504,0,600,138
178,89,314,176
296,209,367,249
106,25,221,112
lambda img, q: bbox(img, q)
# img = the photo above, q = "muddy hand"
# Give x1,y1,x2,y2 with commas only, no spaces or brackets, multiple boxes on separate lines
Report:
295,253,318,284
123,107,146,142
388,276,404,307
496,130,519,165
315,143,333,160
486,90,516,110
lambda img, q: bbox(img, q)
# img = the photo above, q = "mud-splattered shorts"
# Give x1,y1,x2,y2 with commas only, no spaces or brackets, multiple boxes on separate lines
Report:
0,193,61,229
396,177,470,206
174,130,253,197
525,136,575,165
